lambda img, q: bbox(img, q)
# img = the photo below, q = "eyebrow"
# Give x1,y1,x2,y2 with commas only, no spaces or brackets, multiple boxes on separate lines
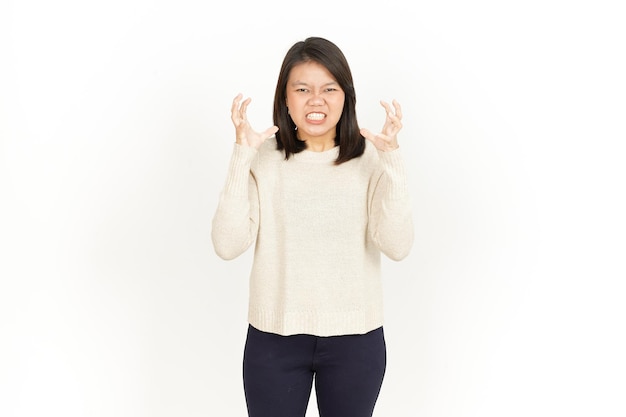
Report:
290,81,339,87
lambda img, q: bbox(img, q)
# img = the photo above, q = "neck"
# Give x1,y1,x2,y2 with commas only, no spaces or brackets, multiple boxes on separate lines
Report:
303,137,336,152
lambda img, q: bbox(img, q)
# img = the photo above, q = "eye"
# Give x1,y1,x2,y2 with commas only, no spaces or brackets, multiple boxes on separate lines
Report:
296,88,308,93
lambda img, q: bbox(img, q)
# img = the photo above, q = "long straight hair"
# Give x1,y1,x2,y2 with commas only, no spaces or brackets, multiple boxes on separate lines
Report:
273,37,365,164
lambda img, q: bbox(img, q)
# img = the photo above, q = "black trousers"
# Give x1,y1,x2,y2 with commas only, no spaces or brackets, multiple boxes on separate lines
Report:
243,324,386,417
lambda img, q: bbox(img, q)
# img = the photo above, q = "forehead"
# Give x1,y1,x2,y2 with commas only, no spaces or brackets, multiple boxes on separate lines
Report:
288,61,337,84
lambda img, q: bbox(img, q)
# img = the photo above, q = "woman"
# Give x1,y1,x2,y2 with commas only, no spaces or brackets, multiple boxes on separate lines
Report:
211,37,413,417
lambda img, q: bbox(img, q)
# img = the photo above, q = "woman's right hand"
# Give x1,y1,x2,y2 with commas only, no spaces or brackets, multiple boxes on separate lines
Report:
231,93,279,149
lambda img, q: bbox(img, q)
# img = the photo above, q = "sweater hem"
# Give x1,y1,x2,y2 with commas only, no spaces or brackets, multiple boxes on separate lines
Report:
248,308,384,337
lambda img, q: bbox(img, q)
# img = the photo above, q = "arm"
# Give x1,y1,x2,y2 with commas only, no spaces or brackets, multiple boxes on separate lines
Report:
211,144,260,260
362,99,414,260
211,94,278,260
368,149,414,261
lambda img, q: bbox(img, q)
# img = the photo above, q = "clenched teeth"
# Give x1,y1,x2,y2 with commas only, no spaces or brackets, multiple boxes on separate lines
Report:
306,113,325,120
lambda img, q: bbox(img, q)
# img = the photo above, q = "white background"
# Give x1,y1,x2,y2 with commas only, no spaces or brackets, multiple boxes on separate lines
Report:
1,0,625,416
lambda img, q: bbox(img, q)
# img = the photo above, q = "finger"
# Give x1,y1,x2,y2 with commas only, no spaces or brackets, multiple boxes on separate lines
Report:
232,94,249,125
239,97,251,122
231,93,243,122
360,128,376,143
261,126,279,139
387,103,403,131
394,119,403,132
392,99,403,120
380,100,399,127
380,100,393,117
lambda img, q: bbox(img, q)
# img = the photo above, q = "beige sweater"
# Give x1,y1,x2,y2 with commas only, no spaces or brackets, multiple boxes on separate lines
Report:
211,137,413,336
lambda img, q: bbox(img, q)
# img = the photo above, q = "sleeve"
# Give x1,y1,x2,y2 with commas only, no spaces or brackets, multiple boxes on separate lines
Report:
368,147,414,261
211,143,260,260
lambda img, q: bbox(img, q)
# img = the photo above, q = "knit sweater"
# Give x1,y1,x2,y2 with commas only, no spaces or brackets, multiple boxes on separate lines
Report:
211,137,413,336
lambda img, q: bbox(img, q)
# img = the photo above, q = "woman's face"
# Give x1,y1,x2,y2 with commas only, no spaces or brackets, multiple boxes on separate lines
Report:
285,61,345,145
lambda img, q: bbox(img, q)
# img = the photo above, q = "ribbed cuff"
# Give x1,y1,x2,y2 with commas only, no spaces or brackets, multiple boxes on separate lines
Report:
377,147,409,200
223,143,257,198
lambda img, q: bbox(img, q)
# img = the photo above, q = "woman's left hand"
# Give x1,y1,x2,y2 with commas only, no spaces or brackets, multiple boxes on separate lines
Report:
360,99,403,152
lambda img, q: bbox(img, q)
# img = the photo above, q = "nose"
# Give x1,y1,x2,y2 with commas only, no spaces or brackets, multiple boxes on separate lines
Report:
308,92,324,105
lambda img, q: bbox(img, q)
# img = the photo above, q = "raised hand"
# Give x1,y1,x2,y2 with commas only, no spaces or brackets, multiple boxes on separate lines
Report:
360,99,403,152
231,93,279,149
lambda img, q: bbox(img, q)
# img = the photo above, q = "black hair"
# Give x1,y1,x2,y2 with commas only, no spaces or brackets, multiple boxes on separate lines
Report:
273,37,365,164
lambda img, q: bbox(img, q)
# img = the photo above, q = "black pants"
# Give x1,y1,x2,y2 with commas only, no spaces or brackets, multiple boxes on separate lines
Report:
243,324,386,417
